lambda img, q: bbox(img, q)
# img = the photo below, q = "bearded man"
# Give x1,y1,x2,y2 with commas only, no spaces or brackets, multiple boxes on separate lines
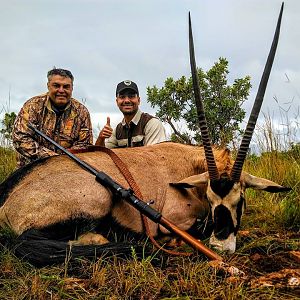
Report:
96,80,166,148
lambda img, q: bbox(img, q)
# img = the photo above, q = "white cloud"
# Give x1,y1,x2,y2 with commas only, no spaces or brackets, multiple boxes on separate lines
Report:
0,0,299,143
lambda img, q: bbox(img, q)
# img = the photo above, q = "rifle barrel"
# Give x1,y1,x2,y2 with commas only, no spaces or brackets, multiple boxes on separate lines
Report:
28,123,98,176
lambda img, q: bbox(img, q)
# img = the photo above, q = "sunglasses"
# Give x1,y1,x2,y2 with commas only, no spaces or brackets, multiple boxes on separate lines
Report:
117,94,137,99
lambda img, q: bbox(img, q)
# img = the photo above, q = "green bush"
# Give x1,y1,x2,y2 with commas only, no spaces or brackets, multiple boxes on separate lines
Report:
0,147,16,183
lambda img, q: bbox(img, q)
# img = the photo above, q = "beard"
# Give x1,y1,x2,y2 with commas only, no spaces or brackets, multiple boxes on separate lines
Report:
120,107,138,116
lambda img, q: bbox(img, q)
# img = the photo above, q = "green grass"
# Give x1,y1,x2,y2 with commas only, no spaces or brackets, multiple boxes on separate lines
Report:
244,149,300,232
0,141,299,299
0,243,299,299
0,146,16,183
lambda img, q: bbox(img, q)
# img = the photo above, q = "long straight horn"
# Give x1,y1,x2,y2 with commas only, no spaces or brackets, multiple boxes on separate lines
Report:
231,3,284,182
189,12,219,180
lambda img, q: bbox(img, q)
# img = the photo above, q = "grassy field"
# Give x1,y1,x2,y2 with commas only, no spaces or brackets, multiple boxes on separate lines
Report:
0,140,299,299
0,146,16,183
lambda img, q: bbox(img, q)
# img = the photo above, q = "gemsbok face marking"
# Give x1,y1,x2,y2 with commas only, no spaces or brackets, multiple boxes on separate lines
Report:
186,3,288,253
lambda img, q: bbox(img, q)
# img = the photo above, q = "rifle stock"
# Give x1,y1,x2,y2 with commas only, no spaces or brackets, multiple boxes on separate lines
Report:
28,122,222,261
160,217,222,261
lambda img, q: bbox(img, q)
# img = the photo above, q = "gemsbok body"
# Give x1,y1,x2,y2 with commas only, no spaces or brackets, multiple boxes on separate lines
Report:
0,3,290,264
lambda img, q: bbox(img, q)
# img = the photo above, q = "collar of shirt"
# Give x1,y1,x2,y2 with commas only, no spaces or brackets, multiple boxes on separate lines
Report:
46,94,72,113
121,109,142,127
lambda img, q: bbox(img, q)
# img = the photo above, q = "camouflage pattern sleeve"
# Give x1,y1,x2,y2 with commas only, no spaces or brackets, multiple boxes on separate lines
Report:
70,104,93,149
12,99,57,165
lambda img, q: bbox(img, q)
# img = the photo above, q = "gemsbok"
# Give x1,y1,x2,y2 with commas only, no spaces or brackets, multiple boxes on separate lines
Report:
0,3,290,266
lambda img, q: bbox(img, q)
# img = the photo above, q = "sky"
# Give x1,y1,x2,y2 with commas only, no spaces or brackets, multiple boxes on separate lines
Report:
0,0,299,145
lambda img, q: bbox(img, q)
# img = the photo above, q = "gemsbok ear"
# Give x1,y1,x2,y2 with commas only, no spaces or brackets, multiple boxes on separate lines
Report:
170,172,209,189
241,172,292,193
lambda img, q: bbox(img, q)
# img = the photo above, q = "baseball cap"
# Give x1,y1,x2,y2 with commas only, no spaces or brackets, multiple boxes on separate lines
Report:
116,80,139,96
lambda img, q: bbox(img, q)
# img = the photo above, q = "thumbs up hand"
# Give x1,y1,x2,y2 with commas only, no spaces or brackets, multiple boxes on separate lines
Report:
101,117,113,138
95,116,113,146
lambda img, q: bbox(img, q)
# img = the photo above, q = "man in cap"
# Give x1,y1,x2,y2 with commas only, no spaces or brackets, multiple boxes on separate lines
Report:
13,68,93,167
95,80,166,148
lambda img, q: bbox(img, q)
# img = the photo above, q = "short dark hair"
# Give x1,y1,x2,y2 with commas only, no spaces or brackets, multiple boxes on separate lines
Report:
47,68,74,82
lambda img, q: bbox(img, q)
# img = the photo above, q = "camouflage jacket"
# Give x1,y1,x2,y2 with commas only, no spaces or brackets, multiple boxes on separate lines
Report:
13,93,93,167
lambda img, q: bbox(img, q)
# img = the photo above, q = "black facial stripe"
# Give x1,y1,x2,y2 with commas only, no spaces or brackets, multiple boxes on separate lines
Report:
210,175,235,198
234,195,245,234
213,204,235,240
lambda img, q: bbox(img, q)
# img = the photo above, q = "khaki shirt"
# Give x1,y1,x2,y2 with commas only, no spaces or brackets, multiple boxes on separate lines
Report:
106,109,166,149
13,93,93,167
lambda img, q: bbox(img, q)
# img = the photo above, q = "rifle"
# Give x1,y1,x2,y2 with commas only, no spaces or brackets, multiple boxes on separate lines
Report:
28,123,222,261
